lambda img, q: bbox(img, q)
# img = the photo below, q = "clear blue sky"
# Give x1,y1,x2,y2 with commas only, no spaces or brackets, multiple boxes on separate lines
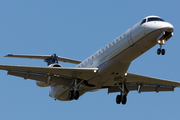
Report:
0,0,180,120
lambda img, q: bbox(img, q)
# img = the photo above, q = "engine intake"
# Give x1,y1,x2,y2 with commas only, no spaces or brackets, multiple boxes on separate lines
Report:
48,63,62,68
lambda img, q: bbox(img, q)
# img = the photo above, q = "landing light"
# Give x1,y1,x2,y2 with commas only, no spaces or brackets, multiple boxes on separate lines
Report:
94,70,97,73
162,40,165,44
125,73,127,76
158,40,161,44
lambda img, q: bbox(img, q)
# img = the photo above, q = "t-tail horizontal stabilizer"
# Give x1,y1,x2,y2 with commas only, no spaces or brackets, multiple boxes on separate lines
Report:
44,54,58,65
5,54,81,64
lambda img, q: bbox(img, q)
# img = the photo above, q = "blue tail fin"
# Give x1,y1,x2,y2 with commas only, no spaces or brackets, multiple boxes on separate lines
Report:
44,54,58,66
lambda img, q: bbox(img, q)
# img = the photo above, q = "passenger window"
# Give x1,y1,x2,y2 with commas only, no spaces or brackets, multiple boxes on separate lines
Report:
97,52,99,56
141,19,146,25
106,46,108,50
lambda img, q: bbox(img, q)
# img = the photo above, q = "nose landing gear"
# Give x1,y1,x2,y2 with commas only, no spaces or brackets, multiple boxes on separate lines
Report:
157,40,165,55
157,48,165,55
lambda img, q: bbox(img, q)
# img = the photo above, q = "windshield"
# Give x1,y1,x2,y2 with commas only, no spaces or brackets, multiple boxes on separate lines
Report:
147,17,164,22
141,19,146,25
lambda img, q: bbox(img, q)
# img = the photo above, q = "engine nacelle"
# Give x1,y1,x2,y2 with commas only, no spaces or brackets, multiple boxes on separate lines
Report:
36,63,62,87
48,63,62,67
36,81,55,87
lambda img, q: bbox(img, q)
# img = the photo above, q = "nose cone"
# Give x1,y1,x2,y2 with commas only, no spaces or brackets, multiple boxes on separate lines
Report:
163,22,174,32
145,21,174,32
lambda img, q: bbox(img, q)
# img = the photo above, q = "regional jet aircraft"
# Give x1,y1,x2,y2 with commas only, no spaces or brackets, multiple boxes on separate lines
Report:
0,16,179,105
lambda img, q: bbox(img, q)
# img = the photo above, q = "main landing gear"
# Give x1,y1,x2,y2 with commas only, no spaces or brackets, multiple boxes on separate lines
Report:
68,89,79,100
116,83,128,105
68,79,83,100
116,94,127,105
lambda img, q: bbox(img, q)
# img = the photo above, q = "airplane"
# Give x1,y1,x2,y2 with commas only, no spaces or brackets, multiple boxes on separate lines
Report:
0,15,179,105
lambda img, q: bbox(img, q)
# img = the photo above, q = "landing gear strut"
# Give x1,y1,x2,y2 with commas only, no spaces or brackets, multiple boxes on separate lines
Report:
157,31,166,56
68,79,83,100
116,83,128,105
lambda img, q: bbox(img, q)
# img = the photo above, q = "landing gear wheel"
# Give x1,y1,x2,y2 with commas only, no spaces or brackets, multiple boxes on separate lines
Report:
122,95,127,105
68,90,74,100
116,95,121,104
74,91,79,100
161,49,165,55
157,48,161,55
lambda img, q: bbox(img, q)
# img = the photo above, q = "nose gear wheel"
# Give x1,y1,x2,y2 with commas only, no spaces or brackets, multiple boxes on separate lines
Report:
157,48,165,55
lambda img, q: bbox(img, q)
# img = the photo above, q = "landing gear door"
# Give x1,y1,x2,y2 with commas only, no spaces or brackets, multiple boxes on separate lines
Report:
127,28,133,45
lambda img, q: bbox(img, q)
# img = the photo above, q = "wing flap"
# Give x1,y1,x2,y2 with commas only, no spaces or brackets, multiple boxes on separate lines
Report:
108,72,180,93
8,70,73,87
139,84,174,92
108,84,138,93
108,84,174,93
8,70,47,81
126,72,180,87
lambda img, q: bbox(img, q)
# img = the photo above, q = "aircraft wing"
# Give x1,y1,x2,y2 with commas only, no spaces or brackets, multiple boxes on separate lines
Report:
0,65,98,86
108,72,180,93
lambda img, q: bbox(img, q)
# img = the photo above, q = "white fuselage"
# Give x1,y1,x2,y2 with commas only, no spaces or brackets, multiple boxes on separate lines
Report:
50,16,174,101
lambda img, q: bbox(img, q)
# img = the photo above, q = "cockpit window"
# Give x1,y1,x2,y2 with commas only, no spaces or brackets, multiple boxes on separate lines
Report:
159,18,165,21
141,19,146,25
147,17,165,22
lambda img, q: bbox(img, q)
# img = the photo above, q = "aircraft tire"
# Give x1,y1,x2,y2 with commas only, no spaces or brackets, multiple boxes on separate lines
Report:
161,49,165,55
157,48,161,55
74,91,79,100
116,95,121,104
122,95,127,105
68,90,74,100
